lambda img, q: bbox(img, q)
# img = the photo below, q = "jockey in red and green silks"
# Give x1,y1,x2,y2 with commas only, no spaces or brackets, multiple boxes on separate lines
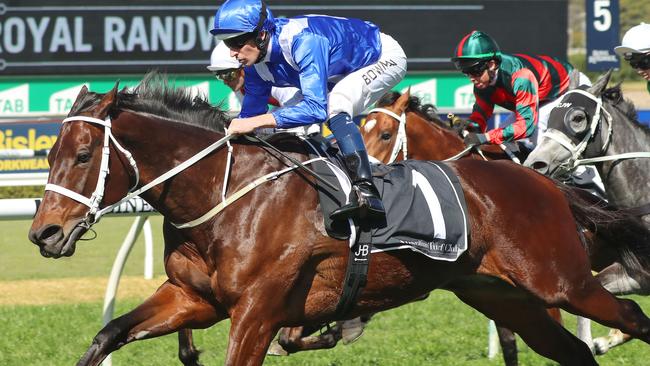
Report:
452,30,576,147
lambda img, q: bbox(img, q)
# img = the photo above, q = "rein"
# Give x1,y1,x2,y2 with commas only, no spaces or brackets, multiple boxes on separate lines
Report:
45,114,326,230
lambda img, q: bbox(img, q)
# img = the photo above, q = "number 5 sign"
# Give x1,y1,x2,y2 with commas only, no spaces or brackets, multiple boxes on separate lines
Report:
586,0,620,71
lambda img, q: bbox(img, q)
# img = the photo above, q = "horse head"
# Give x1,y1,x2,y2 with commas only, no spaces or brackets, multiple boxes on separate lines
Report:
524,69,617,180
361,89,413,163
28,82,138,258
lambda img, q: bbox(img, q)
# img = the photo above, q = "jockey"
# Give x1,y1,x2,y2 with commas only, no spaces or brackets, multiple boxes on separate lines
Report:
210,0,407,222
452,30,590,148
614,23,650,96
208,41,318,135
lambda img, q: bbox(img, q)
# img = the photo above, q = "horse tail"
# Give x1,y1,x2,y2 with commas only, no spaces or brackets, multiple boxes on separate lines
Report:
554,182,650,273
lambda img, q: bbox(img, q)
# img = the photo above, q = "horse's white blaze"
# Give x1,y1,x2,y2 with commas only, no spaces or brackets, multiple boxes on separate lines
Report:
363,119,377,132
411,170,446,239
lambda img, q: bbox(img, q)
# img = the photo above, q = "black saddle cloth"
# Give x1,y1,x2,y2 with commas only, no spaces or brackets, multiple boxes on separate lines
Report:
306,137,470,261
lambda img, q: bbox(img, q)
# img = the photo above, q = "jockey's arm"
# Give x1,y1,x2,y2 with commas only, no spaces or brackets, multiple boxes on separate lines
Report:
482,70,540,145
229,69,277,135
467,93,493,134
271,35,329,128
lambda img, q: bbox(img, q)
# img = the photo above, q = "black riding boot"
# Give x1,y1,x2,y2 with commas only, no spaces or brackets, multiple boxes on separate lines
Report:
330,150,386,222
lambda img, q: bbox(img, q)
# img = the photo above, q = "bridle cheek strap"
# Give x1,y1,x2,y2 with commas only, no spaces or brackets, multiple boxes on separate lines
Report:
368,108,407,163
44,116,140,226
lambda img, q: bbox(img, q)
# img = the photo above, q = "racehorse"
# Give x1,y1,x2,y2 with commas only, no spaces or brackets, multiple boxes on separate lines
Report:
362,91,523,163
361,88,650,361
525,69,650,354
28,74,650,366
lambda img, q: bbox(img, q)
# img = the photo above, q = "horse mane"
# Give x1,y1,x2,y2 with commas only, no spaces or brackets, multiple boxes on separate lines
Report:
602,85,650,136
70,71,229,133
376,91,448,128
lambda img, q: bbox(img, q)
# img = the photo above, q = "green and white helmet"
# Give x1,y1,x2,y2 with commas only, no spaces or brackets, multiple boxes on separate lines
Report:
451,30,502,69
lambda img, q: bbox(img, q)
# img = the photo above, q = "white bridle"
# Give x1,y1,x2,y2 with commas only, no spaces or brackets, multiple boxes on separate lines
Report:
44,115,324,230
45,116,140,227
540,89,650,172
367,108,407,163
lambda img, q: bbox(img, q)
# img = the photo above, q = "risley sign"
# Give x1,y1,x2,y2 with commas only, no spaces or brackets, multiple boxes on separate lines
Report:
0,1,218,75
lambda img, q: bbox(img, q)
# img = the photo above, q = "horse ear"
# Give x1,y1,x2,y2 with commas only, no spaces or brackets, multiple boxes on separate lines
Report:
95,81,120,118
394,87,411,113
568,70,581,90
68,85,89,114
587,69,613,97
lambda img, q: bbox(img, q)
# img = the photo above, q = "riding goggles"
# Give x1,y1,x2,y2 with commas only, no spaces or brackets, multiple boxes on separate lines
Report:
213,69,241,82
223,32,257,49
461,61,489,77
625,53,650,70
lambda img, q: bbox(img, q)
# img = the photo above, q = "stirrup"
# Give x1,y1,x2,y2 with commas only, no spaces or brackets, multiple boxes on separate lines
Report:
330,186,385,221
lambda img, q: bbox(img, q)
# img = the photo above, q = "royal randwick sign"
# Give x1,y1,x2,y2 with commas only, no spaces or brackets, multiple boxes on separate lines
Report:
0,1,217,75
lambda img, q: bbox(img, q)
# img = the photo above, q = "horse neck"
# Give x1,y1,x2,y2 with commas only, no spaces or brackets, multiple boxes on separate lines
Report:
599,103,650,209
112,111,260,223
405,112,466,161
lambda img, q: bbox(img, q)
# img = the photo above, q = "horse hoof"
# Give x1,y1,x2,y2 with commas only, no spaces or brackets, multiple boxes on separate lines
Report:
341,318,367,345
267,340,289,356
592,338,610,355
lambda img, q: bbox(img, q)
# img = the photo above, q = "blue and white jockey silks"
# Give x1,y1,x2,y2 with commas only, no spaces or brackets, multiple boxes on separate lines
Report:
238,15,407,128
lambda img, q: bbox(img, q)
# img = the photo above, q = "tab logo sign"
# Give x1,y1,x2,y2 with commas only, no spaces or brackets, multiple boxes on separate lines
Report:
0,84,29,115
454,83,475,109
49,84,88,114
401,79,437,105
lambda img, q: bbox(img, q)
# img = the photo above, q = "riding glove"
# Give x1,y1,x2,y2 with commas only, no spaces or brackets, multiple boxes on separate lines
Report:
463,132,488,147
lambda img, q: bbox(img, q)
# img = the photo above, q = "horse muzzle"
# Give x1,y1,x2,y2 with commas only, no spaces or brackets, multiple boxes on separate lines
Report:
28,223,86,258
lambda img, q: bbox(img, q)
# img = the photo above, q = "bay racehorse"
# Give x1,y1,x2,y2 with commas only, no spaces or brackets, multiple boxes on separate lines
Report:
526,69,650,354
28,74,650,366
361,88,650,362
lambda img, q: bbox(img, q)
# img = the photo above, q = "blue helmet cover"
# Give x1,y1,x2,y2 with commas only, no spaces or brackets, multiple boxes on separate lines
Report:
210,0,275,36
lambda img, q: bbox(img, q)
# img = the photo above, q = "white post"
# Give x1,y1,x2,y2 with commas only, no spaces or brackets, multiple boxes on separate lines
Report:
487,319,499,359
143,218,154,280
576,316,595,353
101,215,147,366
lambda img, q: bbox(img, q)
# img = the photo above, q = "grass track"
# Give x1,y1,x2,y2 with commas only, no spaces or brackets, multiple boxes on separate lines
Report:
2,219,649,365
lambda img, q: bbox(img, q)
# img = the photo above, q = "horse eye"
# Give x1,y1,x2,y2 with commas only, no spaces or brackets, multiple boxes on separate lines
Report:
77,152,91,163
381,132,392,141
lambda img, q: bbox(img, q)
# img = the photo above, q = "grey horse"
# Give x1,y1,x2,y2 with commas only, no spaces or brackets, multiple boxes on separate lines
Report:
525,69,650,354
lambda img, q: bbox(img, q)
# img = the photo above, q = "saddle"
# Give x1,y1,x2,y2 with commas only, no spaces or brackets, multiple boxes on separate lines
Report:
305,135,470,262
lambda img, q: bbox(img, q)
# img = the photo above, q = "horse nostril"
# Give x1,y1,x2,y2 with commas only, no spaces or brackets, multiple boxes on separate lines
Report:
29,224,64,246
531,161,549,174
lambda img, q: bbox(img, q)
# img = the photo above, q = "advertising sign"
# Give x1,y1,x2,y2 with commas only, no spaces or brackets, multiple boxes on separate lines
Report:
0,0,569,74
586,0,620,71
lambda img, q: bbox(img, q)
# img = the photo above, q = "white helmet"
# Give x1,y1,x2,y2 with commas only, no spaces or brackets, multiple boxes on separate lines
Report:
615,23,650,56
207,41,242,72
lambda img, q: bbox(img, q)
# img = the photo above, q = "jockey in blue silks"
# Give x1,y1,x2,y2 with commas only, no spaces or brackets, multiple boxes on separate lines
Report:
211,0,407,222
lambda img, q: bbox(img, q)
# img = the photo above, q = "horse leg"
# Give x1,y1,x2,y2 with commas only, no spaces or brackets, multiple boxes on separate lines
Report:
178,329,203,366
583,262,650,354
576,316,595,353
225,308,278,366
593,328,634,355
454,289,597,365
495,326,518,366
557,278,650,345
77,281,223,366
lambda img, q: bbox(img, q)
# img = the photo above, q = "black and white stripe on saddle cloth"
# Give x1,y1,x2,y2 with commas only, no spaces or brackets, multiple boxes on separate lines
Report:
305,138,470,262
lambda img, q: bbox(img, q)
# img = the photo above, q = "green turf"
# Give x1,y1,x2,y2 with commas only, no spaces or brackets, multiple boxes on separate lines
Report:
2,218,650,364
0,217,167,281
1,294,649,365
